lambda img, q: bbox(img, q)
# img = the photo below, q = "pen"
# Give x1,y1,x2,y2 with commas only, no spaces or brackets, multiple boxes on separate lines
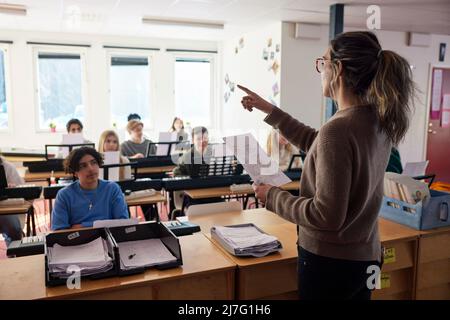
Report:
128,253,136,259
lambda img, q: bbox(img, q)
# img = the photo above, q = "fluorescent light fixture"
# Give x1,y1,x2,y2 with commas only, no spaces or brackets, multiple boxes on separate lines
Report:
142,16,224,30
0,3,27,15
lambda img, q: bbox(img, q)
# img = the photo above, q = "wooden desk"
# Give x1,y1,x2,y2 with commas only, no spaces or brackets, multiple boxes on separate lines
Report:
24,170,71,183
125,193,167,207
416,226,450,300
372,218,422,300
184,182,299,200
0,233,236,300
192,209,424,300
0,202,36,236
137,166,176,175
191,209,298,299
2,156,46,163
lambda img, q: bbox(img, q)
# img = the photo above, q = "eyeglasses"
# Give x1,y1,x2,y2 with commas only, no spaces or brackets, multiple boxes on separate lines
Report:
315,57,331,73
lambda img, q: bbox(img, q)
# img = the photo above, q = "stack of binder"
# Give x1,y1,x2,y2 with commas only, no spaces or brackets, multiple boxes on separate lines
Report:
211,223,282,257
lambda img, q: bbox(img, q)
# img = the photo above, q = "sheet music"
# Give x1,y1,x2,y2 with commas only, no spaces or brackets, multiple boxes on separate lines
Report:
61,133,85,158
157,132,178,156
223,133,291,186
93,218,139,228
403,161,429,177
102,151,120,181
118,238,177,269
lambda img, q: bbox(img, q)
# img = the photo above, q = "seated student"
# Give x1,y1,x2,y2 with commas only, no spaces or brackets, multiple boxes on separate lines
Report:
266,129,302,171
0,156,25,245
127,113,141,122
51,147,128,230
173,126,213,177
120,120,156,159
98,130,132,180
169,117,189,142
65,118,92,143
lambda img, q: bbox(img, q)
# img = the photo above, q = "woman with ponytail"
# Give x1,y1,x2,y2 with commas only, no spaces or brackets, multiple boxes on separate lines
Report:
238,31,415,300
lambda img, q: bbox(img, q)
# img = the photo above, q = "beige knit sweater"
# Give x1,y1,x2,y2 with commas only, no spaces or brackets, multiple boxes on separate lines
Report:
265,105,391,262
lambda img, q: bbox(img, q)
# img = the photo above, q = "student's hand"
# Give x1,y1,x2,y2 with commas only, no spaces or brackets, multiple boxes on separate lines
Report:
252,183,274,204
70,224,83,229
131,153,144,159
238,84,275,114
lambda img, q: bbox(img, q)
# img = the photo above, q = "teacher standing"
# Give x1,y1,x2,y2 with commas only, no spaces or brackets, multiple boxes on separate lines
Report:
238,31,415,300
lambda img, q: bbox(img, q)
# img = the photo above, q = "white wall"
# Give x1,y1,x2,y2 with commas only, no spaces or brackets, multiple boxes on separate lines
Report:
278,22,450,165
220,22,282,145
0,29,218,149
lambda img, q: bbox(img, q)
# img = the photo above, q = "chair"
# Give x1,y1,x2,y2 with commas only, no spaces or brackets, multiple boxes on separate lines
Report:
185,201,242,218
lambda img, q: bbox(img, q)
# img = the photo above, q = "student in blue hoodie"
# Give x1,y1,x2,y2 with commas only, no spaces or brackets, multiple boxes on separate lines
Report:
51,147,128,230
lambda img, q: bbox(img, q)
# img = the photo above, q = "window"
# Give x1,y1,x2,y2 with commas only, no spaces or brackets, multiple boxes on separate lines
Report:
35,51,86,130
109,55,151,129
0,47,10,130
175,58,212,127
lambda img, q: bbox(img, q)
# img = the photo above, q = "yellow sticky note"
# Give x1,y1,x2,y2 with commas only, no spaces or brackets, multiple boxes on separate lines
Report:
384,247,396,264
381,273,391,289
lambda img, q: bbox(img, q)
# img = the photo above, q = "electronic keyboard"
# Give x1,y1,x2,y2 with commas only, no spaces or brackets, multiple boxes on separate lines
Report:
162,220,201,237
7,235,45,257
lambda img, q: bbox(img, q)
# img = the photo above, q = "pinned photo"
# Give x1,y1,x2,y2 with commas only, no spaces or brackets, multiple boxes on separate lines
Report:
267,38,272,47
225,73,229,84
272,82,279,97
270,51,275,60
276,44,280,52
262,48,269,60
239,38,244,49
224,91,230,103
229,82,235,92
271,60,279,75
235,47,238,54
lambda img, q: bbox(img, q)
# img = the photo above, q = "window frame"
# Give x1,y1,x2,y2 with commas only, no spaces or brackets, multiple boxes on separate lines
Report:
33,45,89,133
172,52,217,130
0,43,13,133
106,49,156,131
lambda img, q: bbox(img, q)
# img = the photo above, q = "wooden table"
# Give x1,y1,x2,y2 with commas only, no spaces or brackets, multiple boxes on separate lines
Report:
0,202,36,236
415,226,450,300
191,209,298,299
125,193,167,207
0,233,236,300
24,170,71,183
137,166,176,175
191,209,425,300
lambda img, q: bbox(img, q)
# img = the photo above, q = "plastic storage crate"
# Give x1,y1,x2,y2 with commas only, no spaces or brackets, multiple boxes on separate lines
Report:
379,189,450,230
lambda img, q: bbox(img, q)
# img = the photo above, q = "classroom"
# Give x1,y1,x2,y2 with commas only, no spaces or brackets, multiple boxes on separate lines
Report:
0,0,449,303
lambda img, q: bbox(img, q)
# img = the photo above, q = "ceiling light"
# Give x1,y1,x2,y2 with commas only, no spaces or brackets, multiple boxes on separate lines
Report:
0,3,27,15
142,16,224,30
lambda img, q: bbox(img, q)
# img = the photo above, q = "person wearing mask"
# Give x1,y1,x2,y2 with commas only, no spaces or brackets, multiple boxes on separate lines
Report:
120,120,156,159
51,147,128,230
98,130,132,180
238,31,415,300
266,129,303,171
0,156,25,245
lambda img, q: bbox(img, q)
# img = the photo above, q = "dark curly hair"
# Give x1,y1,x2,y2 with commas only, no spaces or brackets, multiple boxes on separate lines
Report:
66,118,84,133
64,147,103,173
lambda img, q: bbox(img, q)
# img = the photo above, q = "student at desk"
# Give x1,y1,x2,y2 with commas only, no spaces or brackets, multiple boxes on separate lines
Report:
173,126,212,177
266,129,302,171
120,120,156,159
98,130,131,180
51,147,128,230
65,118,92,143
169,117,189,142
239,31,415,300
0,156,25,245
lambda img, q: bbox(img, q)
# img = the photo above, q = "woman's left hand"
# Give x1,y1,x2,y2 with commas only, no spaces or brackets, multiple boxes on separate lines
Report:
252,183,274,204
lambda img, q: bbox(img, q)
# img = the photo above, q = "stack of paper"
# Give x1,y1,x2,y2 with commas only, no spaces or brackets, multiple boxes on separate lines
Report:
117,238,177,270
47,237,114,278
211,224,282,257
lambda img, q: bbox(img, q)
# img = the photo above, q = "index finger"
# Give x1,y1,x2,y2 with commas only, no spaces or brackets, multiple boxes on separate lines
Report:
237,84,254,95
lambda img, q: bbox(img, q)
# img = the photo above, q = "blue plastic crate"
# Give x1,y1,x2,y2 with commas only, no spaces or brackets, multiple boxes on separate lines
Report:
379,190,450,230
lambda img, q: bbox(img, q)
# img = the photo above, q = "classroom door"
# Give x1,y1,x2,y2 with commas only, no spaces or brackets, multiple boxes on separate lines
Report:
426,67,450,183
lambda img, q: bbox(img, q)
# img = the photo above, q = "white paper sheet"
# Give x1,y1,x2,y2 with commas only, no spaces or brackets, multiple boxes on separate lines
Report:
223,133,291,186
403,161,429,177
93,218,139,228
157,132,178,156
101,151,120,181
118,238,177,269
60,133,85,158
